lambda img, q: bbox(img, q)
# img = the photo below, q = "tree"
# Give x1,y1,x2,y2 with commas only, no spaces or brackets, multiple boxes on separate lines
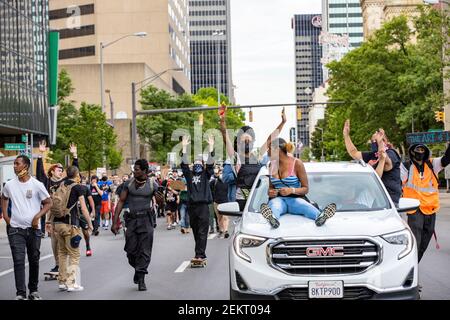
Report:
70,103,120,176
137,86,245,163
323,7,450,159
49,70,122,173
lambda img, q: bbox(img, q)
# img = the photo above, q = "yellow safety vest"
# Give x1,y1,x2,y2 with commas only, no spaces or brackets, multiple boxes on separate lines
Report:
402,160,439,215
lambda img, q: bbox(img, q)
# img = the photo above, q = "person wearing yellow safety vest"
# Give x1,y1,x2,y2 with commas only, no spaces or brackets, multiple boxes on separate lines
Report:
401,143,450,263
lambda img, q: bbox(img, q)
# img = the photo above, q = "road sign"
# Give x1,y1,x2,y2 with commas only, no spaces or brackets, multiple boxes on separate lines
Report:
406,131,450,145
21,134,28,143
428,129,443,132
4,143,26,151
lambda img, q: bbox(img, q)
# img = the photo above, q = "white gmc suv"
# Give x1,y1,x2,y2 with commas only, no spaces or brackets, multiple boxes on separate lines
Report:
218,161,420,300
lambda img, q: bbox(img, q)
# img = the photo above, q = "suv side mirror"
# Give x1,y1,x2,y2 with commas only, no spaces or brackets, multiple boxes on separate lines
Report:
397,198,420,213
217,202,242,217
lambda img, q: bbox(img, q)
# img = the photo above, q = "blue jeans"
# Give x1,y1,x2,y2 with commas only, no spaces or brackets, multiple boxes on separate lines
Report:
268,197,320,221
7,226,42,297
179,202,190,228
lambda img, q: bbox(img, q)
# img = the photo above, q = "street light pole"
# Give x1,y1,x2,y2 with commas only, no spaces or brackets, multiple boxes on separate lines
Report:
99,32,147,113
212,30,224,106
100,43,104,112
131,82,137,162
130,68,184,161
317,127,324,162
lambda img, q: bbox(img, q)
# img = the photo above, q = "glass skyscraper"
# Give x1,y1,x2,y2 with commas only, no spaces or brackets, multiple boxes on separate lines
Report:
293,14,323,147
189,0,234,102
321,0,363,79
0,0,49,136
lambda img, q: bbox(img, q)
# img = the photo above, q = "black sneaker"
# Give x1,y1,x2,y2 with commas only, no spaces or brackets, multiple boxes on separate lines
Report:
50,265,59,273
133,272,139,284
28,292,42,300
260,203,280,228
315,203,337,227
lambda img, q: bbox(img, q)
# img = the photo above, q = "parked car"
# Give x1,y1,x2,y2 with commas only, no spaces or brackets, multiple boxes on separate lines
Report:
218,161,420,300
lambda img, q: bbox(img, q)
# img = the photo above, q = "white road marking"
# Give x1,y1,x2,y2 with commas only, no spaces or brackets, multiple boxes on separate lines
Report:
0,254,53,278
208,233,218,240
174,261,191,273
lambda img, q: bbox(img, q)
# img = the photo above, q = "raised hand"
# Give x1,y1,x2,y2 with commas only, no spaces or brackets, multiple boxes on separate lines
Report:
38,140,47,153
182,135,191,148
69,143,77,156
281,107,286,124
343,119,350,136
207,135,215,147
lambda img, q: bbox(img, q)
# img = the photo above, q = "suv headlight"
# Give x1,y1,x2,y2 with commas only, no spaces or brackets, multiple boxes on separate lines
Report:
233,233,267,263
382,229,414,260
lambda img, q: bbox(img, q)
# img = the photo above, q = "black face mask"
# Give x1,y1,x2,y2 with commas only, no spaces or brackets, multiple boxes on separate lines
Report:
244,141,253,154
414,152,425,162
371,142,378,153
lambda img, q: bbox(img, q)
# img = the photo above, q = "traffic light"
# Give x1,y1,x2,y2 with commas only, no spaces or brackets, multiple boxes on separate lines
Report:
434,111,445,123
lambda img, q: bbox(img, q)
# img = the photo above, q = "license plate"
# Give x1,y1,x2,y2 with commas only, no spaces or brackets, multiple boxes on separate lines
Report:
308,281,344,299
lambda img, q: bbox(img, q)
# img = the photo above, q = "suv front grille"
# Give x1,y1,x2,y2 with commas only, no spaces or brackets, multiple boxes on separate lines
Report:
276,287,375,300
270,239,380,275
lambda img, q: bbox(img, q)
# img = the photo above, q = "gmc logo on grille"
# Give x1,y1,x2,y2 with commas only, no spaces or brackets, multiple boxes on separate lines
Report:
306,247,344,257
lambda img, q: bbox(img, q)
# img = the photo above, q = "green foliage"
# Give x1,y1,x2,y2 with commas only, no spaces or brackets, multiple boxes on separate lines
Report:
49,70,121,173
70,103,119,174
300,147,311,162
319,7,450,159
137,86,245,163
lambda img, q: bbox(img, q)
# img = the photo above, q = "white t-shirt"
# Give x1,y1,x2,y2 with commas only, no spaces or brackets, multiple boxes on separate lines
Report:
2,177,50,229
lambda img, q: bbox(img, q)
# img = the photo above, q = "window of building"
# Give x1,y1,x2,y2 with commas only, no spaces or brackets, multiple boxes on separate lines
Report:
59,46,95,60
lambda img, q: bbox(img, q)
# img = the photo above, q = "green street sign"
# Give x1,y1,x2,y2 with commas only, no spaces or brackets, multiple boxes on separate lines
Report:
4,143,26,151
428,129,443,132
21,134,28,142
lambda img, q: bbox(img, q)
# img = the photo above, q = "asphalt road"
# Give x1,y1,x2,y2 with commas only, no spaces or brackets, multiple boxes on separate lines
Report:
0,195,450,300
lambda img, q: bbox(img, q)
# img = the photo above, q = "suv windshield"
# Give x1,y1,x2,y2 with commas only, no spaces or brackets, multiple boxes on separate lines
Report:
248,172,391,213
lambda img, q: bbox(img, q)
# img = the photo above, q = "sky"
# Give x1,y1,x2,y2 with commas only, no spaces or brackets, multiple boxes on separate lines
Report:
230,0,322,145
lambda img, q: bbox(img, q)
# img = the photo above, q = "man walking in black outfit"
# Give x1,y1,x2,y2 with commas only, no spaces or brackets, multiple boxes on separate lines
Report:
180,135,215,265
111,159,159,291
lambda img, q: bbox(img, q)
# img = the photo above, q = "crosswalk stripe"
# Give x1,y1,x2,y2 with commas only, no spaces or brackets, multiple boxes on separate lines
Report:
174,261,191,273
0,254,53,278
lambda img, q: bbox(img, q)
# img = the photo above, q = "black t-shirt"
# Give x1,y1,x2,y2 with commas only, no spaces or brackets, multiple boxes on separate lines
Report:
362,149,402,204
53,179,85,226
89,184,103,206
80,185,92,212
211,177,229,204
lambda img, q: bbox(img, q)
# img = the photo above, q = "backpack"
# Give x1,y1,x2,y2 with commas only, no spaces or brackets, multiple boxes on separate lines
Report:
50,182,78,219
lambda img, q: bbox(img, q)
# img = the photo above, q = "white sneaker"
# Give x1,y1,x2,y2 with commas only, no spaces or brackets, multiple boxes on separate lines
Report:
67,285,84,292
58,284,68,291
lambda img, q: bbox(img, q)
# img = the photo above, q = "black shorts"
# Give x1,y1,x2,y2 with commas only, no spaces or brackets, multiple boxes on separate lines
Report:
79,215,89,231
165,202,178,213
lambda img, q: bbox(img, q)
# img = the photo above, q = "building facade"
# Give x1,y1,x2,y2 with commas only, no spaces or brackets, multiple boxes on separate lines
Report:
189,0,234,102
321,0,363,79
0,0,49,138
49,0,191,171
361,0,424,39
293,14,323,147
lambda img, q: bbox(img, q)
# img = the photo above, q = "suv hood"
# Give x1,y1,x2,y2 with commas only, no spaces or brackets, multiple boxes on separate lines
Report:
241,209,407,238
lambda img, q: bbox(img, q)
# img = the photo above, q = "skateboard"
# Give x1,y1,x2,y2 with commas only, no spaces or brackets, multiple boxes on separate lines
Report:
190,258,207,268
44,272,58,281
